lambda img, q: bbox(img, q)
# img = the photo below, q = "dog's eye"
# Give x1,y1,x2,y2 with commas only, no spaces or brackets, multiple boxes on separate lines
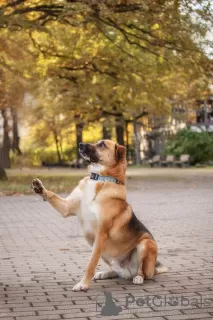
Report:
98,141,106,148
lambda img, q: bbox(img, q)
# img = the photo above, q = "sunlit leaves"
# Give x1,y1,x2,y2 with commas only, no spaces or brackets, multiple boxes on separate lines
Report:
0,0,212,154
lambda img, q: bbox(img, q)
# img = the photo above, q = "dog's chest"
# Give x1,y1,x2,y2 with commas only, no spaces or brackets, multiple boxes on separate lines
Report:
79,180,99,237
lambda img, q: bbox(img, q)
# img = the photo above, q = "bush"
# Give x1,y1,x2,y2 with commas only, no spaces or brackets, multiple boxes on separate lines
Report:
164,128,213,165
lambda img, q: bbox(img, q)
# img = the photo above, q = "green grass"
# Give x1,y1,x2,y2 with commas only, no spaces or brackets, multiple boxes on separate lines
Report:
0,174,84,195
0,172,181,195
2,165,213,195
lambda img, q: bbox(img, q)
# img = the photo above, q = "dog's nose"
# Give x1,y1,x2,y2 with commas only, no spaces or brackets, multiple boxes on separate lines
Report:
79,142,85,151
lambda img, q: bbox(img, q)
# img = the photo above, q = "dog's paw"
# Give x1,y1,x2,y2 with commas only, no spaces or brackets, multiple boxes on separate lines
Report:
93,271,118,280
93,271,108,280
72,281,89,292
133,275,144,285
31,178,46,197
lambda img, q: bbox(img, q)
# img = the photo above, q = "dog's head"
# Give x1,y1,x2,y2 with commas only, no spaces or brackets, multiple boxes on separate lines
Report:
79,140,126,168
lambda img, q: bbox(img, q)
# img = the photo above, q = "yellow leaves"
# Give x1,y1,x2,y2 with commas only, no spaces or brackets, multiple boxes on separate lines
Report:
35,52,58,77
83,124,102,142
0,0,211,135
36,53,49,76
23,71,31,79
92,75,97,84
3,6,13,15
159,56,164,63
151,23,160,30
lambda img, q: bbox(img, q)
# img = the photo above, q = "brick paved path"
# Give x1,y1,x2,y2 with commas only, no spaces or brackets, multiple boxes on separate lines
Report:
1,174,213,320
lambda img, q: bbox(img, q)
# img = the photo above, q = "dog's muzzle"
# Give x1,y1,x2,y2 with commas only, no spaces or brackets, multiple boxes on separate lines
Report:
79,143,99,163
79,142,88,153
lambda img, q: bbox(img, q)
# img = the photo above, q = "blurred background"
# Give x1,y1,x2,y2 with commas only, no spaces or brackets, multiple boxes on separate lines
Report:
1,0,213,193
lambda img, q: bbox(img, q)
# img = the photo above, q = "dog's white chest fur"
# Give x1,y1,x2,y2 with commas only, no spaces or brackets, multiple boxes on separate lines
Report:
80,179,99,236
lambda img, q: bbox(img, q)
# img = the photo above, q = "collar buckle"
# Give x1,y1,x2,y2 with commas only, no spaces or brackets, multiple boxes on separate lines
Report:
90,172,99,180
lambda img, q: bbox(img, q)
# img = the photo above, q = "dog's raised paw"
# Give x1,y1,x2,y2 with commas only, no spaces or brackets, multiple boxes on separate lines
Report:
31,178,45,196
72,281,89,292
133,275,144,285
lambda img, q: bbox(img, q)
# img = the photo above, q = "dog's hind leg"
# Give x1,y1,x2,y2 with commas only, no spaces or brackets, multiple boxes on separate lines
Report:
143,239,158,280
133,238,157,284
132,241,146,284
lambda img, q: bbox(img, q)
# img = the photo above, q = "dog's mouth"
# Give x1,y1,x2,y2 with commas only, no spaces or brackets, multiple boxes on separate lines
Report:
79,143,100,163
79,151,90,161
79,151,100,163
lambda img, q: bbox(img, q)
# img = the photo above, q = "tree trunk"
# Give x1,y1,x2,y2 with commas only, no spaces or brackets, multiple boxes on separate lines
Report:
76,122,83,162
116,115,125,146
0,109,11,168
125,120,129,161
59,138,64,160
11,108,22,155
102,119,111,139
133,113,141,165
53,130,62,164
204,100,209,128
56,139,62,164
0,166,7,180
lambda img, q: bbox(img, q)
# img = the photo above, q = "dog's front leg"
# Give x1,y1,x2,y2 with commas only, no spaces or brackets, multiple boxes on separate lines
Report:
31,178,81,217
72,228,107,292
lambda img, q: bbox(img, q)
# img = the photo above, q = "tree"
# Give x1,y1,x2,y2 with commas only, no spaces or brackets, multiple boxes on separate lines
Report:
1,1,213,60
0,70,10,171
0,71,26,168
11,108,22,155
24,78,77,163
0,28,33,169
0,0,213,164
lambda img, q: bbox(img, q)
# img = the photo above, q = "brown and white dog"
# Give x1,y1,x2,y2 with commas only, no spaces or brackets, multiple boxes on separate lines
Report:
31,140,167,292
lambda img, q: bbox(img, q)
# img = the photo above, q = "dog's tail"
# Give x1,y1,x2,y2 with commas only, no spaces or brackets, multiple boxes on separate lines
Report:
155,260,168,274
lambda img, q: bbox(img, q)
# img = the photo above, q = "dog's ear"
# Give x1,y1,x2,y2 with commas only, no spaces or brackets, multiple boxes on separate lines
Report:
115,144,126,162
